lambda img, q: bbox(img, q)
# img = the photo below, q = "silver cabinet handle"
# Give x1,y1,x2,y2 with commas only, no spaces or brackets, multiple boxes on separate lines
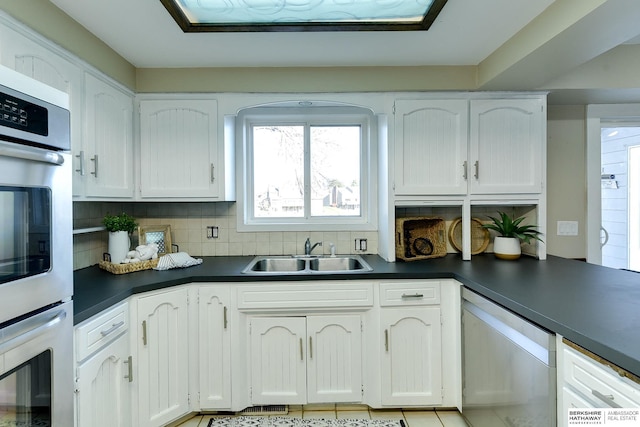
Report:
100,321,125,337
223,306,228,329
210,164,215,183
592,389,621,408
124,355,133,383
401,293,424,299
90,154,98,178
463,161,468,180
384,329,389,352
142,320,147,345
474,160,479,179
309,337,313,359
300,338,304,361
75,150,85,175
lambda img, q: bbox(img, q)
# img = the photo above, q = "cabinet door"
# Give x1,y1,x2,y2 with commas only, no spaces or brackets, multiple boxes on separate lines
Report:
469,98,544,194
0,26,85,197
198,286,231,409
136,289,189,427
139,99,219,198
380,307,443,406
307,315,362,403
76,333,131,427
249,317,306,405
394,99,468,195
83,73,134,198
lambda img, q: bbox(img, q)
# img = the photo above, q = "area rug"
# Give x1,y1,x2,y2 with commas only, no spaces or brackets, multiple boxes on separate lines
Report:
208,416,406,427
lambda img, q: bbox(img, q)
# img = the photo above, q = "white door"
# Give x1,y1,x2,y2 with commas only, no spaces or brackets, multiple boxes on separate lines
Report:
380,308,442,406
249,317,307,404
136,289,189,427
198,286,231,409
469,98,544,194
306,315,362,403
139,99,218,198
76,334,131,427
83,73,134,198
394,99,469,195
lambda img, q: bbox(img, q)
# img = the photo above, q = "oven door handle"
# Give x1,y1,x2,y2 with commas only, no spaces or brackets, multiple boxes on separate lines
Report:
0,309,67,354
0,140,65,166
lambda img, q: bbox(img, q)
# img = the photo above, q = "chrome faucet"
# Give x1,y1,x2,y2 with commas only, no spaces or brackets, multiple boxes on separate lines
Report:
304,237,322,255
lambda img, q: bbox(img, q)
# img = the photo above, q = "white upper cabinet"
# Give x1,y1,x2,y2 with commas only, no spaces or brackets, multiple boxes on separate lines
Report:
0,25,84,196
394,99,469,196
469,98,544,194
82,72,134,198
139,99,220,199
394,96,545,197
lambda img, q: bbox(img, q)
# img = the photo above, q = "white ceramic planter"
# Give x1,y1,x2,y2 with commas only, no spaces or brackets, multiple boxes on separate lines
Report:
493,236,521,260
108,231,130,264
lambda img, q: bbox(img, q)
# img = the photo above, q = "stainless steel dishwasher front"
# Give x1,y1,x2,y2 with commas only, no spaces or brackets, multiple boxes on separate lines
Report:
462,288,556,427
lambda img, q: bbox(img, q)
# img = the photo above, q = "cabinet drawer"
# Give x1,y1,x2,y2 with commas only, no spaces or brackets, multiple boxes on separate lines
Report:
237,282,373,310
75,301,129,362
379,281,440,306
563,345,640,408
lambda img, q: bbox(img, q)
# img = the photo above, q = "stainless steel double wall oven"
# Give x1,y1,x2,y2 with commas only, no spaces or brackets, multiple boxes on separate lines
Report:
0,65,73,427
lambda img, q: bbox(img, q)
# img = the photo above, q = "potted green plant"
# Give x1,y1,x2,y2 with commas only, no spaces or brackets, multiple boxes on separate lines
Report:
103,213,138,263
482,211,543,260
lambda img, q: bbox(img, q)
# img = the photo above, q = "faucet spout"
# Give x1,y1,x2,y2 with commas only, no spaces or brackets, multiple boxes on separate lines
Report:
304,237,323,255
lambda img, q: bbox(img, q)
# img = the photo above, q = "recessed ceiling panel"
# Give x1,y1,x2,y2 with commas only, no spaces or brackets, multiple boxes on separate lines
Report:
160,0,448,32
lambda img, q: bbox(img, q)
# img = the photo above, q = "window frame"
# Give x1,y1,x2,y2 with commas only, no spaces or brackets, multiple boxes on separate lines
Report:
236,106,378,232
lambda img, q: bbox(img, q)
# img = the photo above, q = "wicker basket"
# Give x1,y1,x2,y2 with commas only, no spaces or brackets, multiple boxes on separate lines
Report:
99,258,159,275
395,216,447,261
448,217,490,255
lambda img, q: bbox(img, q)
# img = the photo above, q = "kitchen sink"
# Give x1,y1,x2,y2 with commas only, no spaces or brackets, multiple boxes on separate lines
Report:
242,255,373,275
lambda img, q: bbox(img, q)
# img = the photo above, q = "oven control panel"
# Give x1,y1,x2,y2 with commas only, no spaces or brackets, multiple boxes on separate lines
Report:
0,90,48,136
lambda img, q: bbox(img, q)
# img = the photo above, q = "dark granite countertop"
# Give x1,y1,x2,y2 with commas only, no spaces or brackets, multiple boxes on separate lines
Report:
73,254,640,377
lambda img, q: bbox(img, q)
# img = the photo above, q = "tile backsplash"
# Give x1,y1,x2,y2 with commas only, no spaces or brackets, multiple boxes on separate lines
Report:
73,201,378,270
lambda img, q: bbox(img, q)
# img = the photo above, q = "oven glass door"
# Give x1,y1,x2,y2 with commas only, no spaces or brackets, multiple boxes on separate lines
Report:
0,186,51,285
0,350,51,426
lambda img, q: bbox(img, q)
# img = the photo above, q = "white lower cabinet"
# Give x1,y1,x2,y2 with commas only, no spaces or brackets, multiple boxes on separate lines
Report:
249,315,363,405
76,334,131,427
558,338,640,427
198,285,232,409
380,307,442,405
75,279,461,425
74,302,131,427
134,288,190,427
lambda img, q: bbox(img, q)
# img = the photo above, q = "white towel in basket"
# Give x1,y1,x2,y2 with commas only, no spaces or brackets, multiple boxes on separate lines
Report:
153,252,203,271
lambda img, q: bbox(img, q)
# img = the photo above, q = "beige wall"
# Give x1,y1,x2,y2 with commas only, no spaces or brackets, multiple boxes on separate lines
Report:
546,105,587,259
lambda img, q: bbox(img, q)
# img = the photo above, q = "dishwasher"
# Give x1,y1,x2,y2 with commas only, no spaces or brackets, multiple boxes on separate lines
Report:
462,288,556,427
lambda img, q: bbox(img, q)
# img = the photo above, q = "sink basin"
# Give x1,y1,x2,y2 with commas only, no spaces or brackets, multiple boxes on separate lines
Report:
309,256,368,272
249,258,306,272
242,255,372,275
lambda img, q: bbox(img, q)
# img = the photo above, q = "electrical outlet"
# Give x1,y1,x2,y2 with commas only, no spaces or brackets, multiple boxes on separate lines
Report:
206,226,219,239
354,238,367,251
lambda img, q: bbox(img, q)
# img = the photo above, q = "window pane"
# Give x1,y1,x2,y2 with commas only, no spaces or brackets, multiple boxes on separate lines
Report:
310,126,361,216
252,125,304,217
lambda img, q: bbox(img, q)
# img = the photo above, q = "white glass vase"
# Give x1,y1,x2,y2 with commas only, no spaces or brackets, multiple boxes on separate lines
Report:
108,231,130,264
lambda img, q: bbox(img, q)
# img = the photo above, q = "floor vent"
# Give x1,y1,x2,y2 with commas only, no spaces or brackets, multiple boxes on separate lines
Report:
239,405,289,415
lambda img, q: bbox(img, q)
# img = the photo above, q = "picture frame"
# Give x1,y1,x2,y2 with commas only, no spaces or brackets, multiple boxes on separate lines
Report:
138,225,172,255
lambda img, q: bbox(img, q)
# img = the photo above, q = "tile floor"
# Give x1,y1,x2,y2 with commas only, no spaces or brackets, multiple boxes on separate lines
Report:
173,407,469,427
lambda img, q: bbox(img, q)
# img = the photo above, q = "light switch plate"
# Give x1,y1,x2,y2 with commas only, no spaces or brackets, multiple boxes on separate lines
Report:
557,221,579,236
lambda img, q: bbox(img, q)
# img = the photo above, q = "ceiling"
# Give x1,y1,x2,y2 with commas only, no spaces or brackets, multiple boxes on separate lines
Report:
48,0,556,68
46,0,640,103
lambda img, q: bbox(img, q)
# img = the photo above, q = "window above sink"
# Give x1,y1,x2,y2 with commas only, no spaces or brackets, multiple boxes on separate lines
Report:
236,105,378,232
